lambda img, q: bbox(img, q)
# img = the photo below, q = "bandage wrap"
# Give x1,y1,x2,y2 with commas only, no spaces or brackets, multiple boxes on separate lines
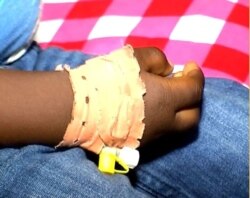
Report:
57,45,146,154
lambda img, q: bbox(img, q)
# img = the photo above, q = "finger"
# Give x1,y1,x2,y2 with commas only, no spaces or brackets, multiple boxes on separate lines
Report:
173,71,183,77
165,61,204,111
174,107,200,131
134,47,173,76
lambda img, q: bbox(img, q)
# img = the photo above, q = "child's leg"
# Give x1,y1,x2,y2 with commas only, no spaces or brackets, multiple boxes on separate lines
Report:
5,42,93,71
0,78,247,198
0,0,40,65
1,43,248,197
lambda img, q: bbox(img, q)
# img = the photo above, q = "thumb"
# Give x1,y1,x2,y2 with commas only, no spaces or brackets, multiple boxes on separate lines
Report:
167,61,204,111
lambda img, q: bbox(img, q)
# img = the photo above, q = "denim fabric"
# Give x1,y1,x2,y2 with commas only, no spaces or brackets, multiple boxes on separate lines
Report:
133,78,249,198
5,42,93,71
0,42,248,198
0,0,40,64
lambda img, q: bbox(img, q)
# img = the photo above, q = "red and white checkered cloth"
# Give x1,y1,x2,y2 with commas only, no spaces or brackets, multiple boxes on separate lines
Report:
35,0,249,86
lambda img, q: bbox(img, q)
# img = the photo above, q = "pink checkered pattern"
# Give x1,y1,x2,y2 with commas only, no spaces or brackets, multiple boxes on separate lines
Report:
36,0,249,86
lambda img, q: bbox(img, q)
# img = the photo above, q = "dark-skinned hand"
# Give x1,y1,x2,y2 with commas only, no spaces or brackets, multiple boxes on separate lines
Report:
133,47,204,146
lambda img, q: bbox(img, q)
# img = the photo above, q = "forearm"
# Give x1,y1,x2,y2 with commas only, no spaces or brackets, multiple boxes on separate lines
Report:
0,70,73,147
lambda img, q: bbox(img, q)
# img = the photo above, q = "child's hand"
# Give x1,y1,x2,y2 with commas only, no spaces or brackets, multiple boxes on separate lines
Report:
134,47,204,145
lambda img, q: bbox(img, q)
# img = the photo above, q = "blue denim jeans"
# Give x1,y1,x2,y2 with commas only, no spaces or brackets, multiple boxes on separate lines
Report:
0,0,40,64
0,43,248,198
